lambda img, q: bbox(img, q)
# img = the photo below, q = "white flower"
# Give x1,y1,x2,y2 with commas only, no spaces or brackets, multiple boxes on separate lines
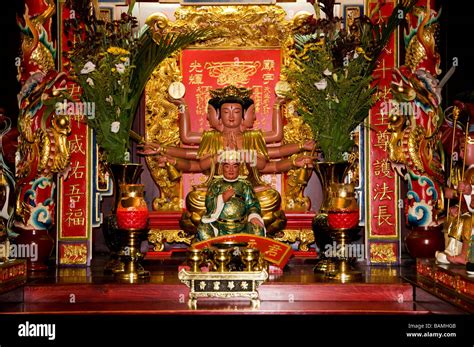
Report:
111,121,121,133
105,95,113,105
86,77,94,86
314,79,327,90
353,52,359,59
123,57,130,66
115,63,125,74
80,61,96,74
323,68,332,76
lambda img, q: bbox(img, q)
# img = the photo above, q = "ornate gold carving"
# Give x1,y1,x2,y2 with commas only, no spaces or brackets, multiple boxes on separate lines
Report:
273,229,315,252
369,243,397,264
283,101,314,211
405,6,441,75
173,6,288,48
145,57,182,211
148,229,194,252
206,61,261,86
60,244,87,265
37,114,71,175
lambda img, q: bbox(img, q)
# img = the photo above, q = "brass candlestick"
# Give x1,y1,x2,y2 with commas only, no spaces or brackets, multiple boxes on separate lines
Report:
241,248,259,271
114,228,150,283
187,248,203,272
325,228,362,282
214,248,231,272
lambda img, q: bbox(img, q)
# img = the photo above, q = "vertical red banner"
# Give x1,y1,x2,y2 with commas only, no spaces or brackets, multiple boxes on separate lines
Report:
56,3,92,266
365,0,400,265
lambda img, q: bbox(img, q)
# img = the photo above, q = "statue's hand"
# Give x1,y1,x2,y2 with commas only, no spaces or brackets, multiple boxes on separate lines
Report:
222,187,235,202
169,97,185,105
275,96,288,105
449,206,459,217
249,217,264,228
458,181,472,195
302,139,317,152
444,187,456,199
294,155,315,168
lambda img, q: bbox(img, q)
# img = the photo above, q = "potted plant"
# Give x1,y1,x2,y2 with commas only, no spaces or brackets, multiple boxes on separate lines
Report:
64,1,210,271
287,0,416,277
287,0,416,211
66,1,210,166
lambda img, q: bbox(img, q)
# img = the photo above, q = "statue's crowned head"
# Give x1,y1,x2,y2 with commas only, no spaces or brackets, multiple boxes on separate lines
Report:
208,85,254,114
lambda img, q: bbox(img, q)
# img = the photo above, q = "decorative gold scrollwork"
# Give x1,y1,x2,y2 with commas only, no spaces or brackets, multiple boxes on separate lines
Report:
148,229,194,252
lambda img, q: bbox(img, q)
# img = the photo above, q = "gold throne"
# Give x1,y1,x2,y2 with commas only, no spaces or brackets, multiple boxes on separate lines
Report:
144,5,316,253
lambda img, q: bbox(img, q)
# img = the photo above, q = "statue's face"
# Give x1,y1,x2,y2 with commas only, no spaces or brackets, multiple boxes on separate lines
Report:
222,162,239,180
220,103,243,128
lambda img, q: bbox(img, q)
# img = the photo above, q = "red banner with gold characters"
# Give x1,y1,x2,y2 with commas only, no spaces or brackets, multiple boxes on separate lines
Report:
365,0,400,265
56,2,93,266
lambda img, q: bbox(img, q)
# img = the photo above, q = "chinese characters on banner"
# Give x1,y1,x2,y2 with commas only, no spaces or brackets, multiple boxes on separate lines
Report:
366,0,400,265
56,3,92,266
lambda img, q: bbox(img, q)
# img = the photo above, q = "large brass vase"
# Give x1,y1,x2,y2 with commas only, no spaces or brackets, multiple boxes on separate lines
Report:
313,162,351,270
313,162,361,282
110,163,143,213
114,184,150,283
314,162,351,213
103,163,143,272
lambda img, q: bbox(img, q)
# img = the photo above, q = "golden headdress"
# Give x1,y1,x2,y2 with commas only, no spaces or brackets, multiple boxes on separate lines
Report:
208,85,254,110
209,85,253,100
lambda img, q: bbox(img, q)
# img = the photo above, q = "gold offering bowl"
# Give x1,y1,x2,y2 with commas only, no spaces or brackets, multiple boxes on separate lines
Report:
214,248,232,272
241,248,260,272
187,248,204,272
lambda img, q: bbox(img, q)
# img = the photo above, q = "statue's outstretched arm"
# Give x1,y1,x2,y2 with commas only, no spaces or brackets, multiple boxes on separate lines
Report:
137,143,197,159
166,153,214,172
262,98,284,143
178,100,202,145
267,140,316,158
259,155,314,174
178,101,221,144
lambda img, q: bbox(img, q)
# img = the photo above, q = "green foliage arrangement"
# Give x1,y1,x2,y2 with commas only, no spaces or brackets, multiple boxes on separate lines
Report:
287,0,417,162
65,1,211,164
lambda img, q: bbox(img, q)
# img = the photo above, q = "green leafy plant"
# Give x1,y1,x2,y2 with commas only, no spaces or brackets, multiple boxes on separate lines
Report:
287,0,417,162
65,1,211,164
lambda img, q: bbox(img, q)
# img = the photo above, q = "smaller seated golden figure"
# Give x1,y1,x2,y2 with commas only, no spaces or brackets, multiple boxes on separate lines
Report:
197,157,265,241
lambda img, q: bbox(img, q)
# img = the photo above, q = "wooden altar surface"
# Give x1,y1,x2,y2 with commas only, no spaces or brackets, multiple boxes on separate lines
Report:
0,256,466,315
